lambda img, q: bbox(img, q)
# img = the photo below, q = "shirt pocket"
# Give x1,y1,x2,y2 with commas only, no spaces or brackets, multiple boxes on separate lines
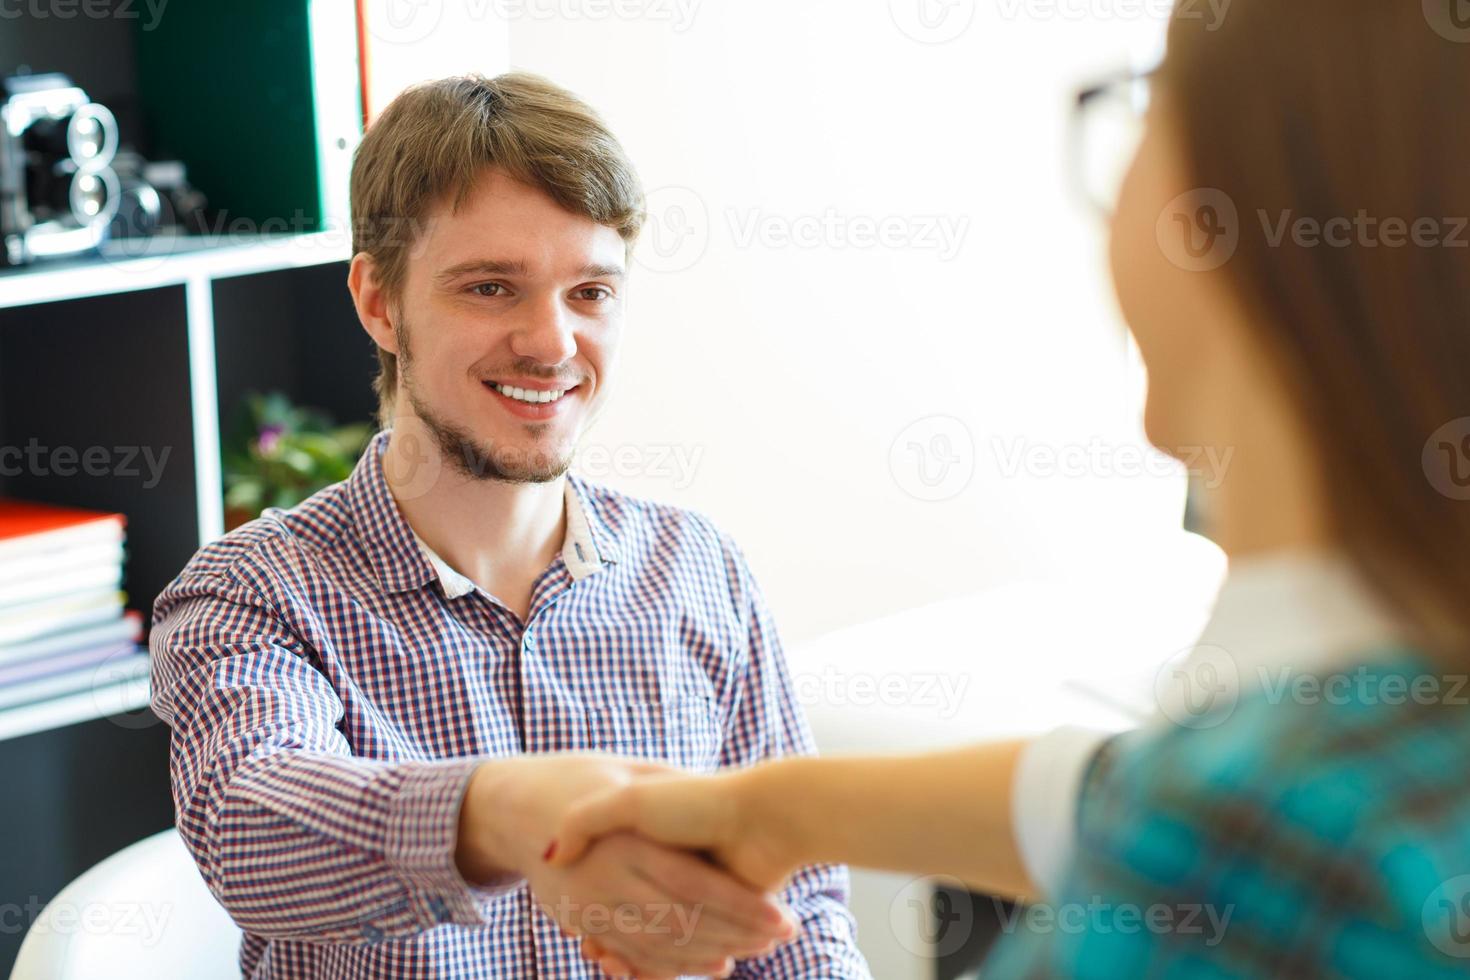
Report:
584,693,724,772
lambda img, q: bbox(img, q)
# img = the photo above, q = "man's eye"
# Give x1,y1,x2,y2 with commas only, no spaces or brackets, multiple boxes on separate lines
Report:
471,282,506,297
576,286,611,301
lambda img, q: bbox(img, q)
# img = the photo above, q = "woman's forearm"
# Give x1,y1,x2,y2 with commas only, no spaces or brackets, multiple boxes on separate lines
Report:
747,740,1037,900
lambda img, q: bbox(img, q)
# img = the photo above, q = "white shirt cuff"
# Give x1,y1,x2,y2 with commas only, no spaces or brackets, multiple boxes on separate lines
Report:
1011,725,1115,897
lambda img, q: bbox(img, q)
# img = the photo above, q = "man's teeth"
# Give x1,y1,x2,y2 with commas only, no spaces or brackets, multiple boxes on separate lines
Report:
490,382,571,404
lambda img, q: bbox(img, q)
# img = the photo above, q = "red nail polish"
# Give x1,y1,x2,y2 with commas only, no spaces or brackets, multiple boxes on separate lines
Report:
542,840,558,861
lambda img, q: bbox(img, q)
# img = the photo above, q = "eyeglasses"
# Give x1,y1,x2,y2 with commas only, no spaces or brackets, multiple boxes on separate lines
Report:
1070,67,1154,217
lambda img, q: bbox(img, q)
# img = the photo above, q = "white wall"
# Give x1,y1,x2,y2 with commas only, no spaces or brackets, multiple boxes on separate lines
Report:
510,2,1182,643
365,2,1188,644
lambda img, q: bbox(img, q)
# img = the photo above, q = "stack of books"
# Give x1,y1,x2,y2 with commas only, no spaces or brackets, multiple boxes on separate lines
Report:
0,499,146,713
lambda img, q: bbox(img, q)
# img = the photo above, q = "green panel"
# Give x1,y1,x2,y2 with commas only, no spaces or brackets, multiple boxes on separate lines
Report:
133,0,324,231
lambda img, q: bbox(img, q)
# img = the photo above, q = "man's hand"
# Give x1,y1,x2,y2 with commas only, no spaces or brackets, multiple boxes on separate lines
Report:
456,754,798,977
535,831,797,978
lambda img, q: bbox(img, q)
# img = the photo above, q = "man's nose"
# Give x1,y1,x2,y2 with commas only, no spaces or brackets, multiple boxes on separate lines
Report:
509,295,578,364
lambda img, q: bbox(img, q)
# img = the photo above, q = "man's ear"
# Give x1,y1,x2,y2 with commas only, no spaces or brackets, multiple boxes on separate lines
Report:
348,253,400,355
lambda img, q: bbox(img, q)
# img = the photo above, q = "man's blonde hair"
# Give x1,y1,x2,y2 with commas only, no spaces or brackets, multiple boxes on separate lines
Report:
349,72,645,425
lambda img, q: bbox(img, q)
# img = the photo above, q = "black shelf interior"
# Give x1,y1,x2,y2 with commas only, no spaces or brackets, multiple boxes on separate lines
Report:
0,285,199,615
213,260,380,439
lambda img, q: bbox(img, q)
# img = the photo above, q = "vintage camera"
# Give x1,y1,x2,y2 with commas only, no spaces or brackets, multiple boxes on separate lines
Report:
0,72,121,266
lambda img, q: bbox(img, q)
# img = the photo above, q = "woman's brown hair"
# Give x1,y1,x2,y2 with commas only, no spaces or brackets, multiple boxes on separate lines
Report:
1163,1,1470,655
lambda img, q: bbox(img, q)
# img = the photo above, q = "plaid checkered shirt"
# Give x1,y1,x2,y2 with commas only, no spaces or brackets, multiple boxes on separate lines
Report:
149,431,869,979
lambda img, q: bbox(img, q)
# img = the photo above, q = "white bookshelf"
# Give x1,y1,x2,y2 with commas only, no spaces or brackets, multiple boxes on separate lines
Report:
0,231,357,743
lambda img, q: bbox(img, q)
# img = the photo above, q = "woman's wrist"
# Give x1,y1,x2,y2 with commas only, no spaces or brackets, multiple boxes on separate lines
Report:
737,756,819,869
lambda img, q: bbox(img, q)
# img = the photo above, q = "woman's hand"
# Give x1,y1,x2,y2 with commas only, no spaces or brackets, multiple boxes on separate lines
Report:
544,768,804,893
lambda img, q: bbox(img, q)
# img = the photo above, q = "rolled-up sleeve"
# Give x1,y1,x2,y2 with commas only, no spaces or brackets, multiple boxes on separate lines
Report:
714,533,872,979
150,566,513,945
1011,725,1115,898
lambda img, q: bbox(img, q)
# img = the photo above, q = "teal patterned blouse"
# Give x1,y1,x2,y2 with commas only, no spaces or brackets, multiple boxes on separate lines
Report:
985,649,1470,978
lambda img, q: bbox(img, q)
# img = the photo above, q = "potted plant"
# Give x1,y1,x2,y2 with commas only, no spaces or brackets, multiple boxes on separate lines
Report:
222,391,374,530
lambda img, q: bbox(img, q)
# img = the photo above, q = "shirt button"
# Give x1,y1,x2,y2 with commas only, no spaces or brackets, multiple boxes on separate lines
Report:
522,630,535,652
361,923,385,943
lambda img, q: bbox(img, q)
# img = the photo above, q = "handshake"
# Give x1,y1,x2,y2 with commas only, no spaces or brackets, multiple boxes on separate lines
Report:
455,753,804,979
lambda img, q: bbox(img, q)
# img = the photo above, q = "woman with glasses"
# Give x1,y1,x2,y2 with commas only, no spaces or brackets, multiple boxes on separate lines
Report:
549,3,1470,976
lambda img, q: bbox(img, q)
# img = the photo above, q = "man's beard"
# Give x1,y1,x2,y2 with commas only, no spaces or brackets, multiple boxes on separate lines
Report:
395,314,573,484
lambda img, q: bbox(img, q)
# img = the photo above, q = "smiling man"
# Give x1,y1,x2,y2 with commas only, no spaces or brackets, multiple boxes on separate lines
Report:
147,73,869,979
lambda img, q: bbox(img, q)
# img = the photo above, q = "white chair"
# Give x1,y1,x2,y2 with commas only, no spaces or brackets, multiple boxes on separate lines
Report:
10,828,241,980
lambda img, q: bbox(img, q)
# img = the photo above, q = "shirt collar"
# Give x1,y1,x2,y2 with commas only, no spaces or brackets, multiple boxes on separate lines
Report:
347,431,622,597
412,477,618,598
1194,548,1406,675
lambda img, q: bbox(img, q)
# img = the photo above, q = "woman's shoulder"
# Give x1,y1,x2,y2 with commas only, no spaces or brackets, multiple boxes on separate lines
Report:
1045,647,1470,976
1101,646,1470,826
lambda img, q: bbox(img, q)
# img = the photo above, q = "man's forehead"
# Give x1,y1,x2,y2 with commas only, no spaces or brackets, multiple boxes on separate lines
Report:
414,183,627,282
